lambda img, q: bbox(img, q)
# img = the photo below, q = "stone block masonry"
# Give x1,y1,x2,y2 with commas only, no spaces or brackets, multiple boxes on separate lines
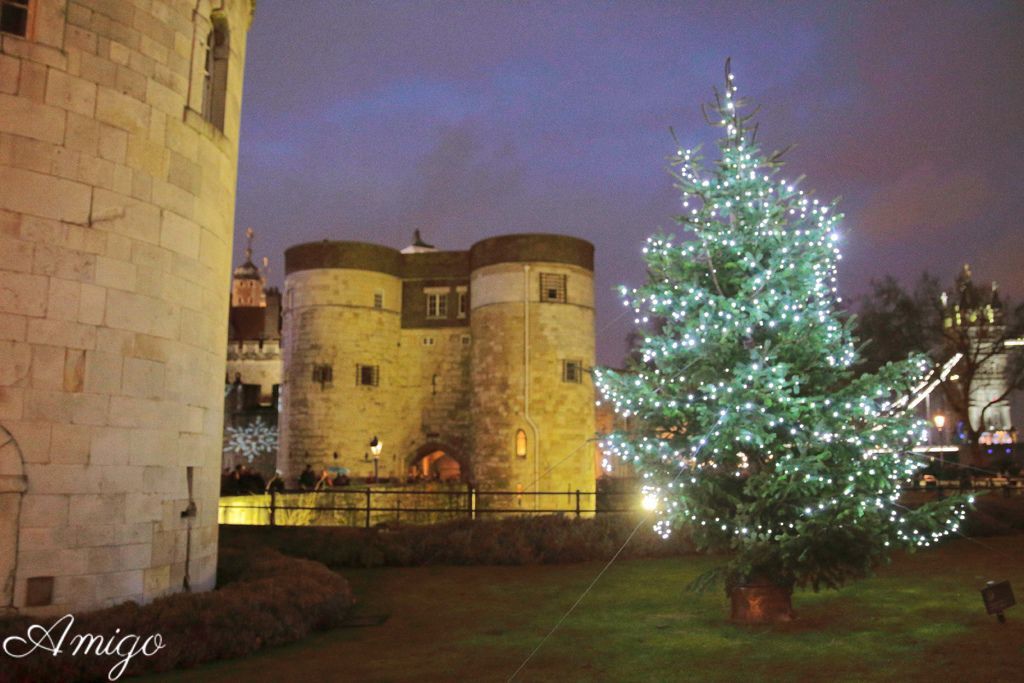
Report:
0,0,254,616
279,235,597,511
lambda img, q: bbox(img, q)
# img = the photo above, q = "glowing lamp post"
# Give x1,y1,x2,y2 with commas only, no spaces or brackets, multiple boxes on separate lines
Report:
933,413,946,442
369,436,382,481
933,414,946,498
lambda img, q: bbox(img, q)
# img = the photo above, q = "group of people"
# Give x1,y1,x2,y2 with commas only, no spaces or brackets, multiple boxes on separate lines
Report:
221,462,454,494
297,464,352,490
221,464,285,495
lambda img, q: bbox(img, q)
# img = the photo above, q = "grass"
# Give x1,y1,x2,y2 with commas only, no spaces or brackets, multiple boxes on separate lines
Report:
141,534,1024,682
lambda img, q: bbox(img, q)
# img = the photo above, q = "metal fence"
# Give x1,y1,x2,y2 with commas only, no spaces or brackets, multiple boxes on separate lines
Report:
217,478,1024,528
218,487,639,528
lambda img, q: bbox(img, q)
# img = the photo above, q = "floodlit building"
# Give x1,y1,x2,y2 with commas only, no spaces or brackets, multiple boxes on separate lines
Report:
0,0,253,615
275,233,597,507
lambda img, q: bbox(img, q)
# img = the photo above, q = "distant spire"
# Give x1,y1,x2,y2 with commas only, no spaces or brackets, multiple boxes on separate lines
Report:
245,227,255,263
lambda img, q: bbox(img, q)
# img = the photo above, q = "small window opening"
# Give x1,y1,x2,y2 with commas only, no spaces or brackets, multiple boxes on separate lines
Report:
515,429,528,458
0,0,30,37
201,16,229,130
563,360,583,383
312,363,333,388
540,273,567,303
426,292,448,319
357,364,379,386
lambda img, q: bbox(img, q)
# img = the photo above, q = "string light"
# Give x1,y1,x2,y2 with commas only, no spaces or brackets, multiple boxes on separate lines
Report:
594,65,970,571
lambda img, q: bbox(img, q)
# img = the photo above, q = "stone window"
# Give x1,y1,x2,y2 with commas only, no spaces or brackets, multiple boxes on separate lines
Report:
422,337,434,346
515,429,528,458
312,363,333,388
0,0,30,37
461,335,471,346
357,364,379,387
373,291,384,309
456,288,468,318
201,15,229,130
562,360,583,383
425,292,448,319
540,273,567,303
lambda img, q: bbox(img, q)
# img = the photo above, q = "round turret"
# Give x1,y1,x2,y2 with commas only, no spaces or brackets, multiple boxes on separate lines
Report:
468,234,596,509
280,241,405,480
0,0,254,614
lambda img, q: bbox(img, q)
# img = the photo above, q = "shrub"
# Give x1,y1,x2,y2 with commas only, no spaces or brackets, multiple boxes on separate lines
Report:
0,549,352,683
222,513,697,569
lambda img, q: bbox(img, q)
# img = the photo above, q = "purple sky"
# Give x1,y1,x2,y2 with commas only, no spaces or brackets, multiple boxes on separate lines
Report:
233,1,1024,365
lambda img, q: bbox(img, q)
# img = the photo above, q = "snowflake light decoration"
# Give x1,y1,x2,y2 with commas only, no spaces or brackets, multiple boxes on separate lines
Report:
223,421,278,462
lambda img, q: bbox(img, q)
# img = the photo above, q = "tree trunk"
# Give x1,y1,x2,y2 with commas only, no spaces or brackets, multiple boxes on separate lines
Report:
730,582,794,623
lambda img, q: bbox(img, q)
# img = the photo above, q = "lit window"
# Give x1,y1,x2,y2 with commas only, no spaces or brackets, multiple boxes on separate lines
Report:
563,360,583,383
312,363,333,388
515,429,527,458
426,292,448,319
0,0,29,37
201,16,229,130
540,273,567,303
356,364,379,387
373,292,384,309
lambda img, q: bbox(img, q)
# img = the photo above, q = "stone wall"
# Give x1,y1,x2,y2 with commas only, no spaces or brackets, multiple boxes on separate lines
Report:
279,236,597,505
0,0,252,615
279,268,409,480
470,258,596,509
226,339,281,404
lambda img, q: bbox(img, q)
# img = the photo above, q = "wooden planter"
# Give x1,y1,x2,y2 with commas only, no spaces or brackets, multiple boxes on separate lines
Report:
730,582,794,623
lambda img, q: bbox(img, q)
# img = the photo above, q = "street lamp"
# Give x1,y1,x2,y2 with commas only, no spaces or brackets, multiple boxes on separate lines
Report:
933,413,946,442
933,414,946,498
369,436,382,480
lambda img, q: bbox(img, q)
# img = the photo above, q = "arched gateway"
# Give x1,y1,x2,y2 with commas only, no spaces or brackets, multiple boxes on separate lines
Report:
409,443,470,483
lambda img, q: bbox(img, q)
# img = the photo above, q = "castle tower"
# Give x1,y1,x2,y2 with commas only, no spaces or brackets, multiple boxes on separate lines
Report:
0,0,252,615
279,242,406,480
468,235,596,508
231,227,266,307
942,264,1015,441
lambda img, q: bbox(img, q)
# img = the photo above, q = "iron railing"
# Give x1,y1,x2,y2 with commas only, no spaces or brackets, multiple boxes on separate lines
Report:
217,478,1024,528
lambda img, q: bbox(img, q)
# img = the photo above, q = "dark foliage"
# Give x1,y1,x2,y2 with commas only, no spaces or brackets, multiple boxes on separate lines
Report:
222,514,697,569
0,550,352,683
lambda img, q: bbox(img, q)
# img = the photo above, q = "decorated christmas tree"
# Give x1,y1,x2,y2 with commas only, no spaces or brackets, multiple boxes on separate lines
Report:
595,61,971,621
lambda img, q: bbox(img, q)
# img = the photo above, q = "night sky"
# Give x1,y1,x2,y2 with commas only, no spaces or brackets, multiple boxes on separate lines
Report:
233,1,1024,365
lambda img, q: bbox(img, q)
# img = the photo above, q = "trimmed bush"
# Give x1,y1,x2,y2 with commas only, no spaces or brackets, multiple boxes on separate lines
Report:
222,513,698,569
0,549,351,683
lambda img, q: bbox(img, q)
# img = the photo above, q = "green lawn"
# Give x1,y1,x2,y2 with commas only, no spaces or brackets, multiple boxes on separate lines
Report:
145,535,1024,682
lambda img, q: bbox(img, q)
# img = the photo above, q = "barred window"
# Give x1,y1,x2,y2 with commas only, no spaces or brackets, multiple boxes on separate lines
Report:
540,273,567,303
0,0,30,37
357,364,379,387
426,292,447,319
373,291,384,309
312,363,333,388
562,360,583,383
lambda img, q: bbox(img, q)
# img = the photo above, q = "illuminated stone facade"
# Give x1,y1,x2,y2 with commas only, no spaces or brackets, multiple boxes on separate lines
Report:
278,234,597,507
0,0,252,615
